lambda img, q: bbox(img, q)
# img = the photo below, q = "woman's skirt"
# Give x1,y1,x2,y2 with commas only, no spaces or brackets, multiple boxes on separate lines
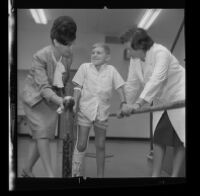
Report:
153,111,183,147
23,99,58,139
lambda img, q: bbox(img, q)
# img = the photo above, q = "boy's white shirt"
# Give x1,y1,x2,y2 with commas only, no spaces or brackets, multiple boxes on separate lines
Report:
72,63,125,121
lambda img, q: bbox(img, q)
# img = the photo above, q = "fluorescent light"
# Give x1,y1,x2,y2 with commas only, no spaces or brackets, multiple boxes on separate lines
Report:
37,9,47,24
30,9,47,24
138,9,154,29
30,9,40,23
138,9,162,30
144,9,162,29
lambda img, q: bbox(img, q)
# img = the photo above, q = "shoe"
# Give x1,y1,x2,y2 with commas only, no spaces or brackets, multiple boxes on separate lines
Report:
21,169,35,178
72,161,82,177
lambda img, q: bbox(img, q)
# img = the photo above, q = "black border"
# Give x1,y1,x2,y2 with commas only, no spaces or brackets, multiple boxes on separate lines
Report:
8,0,191,192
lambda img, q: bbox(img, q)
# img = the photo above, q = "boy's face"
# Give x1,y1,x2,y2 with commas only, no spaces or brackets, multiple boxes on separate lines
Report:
91,46,110,66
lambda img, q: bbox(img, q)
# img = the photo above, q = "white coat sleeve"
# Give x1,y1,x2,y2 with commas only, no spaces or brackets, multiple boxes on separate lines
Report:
140,51,170,103
112,67,125,90
125,59,143,104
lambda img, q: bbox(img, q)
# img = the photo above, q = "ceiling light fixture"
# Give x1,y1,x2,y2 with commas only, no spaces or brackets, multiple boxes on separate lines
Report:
138,9,162,30
30,9,47,24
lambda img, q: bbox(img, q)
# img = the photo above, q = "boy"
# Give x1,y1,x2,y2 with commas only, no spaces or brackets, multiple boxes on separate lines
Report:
72,43,128,178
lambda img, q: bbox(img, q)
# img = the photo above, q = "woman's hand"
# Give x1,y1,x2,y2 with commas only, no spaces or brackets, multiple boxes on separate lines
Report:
117,103,133,118
57,96,75,114
118,103,141,118
73,103,78,114
57,97,64,114
131,103,140,113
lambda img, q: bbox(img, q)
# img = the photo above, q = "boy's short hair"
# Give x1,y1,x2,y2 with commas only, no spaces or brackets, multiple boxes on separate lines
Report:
50,16,77,45
92,43,111,55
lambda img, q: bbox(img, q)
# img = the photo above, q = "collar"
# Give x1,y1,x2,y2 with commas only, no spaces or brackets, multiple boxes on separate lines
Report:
144,43,156,62
90,63,108,71
51,45,62,63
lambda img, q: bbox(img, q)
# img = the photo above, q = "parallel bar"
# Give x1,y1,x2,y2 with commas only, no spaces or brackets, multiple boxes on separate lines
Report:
109,100,185,117
61,82,75,178
62,109,74,177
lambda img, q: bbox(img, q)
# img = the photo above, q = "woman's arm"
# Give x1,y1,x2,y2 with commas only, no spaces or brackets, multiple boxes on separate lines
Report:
31,53,63,106
125,58,142,104
139,50,170,104
116,86,127,104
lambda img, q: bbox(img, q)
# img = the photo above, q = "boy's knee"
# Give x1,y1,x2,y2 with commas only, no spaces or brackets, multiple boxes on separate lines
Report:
96,142,105,151
77,143,87,152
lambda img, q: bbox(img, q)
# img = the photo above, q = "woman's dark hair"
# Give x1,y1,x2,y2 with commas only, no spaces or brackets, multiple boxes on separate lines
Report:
120,27,154,51
50,16,77,45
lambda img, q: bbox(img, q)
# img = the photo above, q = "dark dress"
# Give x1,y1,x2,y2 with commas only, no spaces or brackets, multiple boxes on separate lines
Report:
153,111,183,147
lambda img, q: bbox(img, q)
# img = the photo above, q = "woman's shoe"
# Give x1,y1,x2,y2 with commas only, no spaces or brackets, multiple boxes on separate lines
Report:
21,169,35,178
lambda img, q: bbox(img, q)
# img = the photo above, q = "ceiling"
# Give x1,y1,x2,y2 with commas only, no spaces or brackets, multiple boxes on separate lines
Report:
18,9,144,36
17,9,184,37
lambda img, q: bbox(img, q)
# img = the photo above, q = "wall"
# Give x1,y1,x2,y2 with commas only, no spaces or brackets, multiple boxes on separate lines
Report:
148,9,185,67
173,26,185,67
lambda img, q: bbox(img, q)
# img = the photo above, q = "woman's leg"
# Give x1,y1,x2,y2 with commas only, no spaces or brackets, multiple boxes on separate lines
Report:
22,140,39,177
36,138,55,177
151,143,166,177
171,145,185,177
94,126,106,178
72,125,90,177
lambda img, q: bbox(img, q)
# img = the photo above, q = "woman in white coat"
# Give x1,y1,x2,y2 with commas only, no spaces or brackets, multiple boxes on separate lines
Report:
120,28,185,177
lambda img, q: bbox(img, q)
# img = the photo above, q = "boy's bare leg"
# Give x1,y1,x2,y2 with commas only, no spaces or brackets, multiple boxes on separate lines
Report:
72,125,90,177
94,126,106,178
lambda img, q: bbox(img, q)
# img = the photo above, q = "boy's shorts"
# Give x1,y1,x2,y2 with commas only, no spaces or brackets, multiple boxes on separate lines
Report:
77,111,108,130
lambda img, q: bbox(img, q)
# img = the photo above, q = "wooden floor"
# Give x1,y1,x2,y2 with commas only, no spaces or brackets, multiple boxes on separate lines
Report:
17,136,170,178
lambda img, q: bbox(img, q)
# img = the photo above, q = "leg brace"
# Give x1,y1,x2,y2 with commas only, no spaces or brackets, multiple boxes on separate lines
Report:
72,131,89,177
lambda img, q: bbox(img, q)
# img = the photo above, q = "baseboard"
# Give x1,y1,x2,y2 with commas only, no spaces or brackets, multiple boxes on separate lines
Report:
17,133,31,138
17,133,150,142
17,134,63,141
90,136,150,142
